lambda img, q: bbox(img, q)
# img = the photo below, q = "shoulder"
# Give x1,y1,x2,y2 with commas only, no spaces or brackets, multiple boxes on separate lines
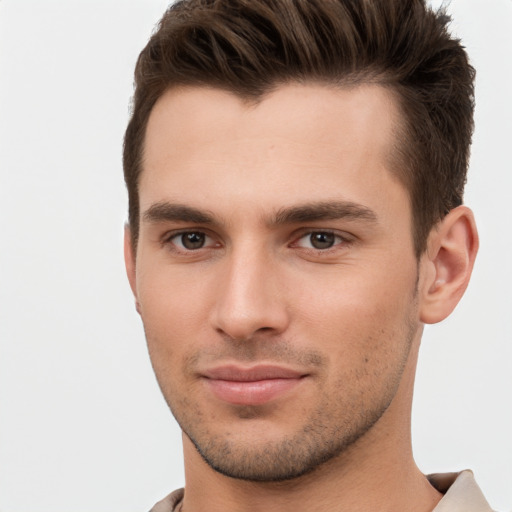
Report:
149,488,184,512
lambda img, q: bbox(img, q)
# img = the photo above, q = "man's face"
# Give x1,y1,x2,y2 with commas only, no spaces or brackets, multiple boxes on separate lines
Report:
127,84,424,481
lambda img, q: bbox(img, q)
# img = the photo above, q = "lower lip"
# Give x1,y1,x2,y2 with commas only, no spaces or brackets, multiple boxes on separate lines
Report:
205,377,304,406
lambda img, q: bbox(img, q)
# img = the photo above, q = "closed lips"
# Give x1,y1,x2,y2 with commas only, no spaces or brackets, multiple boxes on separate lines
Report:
201,365,308,405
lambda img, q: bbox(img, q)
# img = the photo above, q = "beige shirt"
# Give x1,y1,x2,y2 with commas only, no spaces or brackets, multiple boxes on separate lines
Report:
150,470,493,512
429,471,494,512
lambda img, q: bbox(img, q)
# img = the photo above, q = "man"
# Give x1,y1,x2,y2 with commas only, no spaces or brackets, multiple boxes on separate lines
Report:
122,1,489,510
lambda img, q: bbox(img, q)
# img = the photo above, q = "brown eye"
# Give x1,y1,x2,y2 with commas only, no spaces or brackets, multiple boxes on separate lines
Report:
294,231,345,251
180,232,206,250
309,232,336,249
165,230,219,254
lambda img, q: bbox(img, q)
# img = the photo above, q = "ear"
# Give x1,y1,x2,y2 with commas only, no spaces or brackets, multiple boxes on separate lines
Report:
419,206,479,324
124,225,141,315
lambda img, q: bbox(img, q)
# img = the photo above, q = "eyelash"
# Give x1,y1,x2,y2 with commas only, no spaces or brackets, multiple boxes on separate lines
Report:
162,228,352,255
290,230,350,252
162,230,219,252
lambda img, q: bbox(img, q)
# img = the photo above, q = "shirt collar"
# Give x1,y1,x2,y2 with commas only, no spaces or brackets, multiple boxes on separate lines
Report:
429,470,494,512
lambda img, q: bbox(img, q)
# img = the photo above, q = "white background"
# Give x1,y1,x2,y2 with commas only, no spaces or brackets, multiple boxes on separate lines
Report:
0,1,510,511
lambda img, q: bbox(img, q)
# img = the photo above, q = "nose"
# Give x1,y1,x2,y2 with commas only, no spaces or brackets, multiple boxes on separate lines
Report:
210,246,290,342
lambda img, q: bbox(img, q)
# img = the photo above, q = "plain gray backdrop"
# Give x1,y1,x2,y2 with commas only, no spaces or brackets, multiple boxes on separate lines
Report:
0,1,511,511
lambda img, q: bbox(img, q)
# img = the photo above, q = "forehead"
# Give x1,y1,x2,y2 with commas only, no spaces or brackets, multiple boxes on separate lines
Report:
140,83,406,221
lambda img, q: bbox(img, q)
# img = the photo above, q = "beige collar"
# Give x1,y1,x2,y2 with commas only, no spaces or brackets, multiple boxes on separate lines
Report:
430,470,494,512
150,470,493,512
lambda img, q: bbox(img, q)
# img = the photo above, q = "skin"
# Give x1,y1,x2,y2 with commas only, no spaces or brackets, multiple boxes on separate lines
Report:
125,84,478,512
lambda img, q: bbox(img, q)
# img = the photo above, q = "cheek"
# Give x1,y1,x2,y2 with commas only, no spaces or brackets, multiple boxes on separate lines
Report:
136,273,208,375
138,262,213,325
297,267,415,325
292,263,418,359
140,303,200,406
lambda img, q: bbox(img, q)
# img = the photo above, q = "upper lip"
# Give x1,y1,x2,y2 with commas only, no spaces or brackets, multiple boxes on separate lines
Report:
201,365,306,382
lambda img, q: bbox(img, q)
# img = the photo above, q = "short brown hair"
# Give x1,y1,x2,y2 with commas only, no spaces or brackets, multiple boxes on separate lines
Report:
123,0,475,255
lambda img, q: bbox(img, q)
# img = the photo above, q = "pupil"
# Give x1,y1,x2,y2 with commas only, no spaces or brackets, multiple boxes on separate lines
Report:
311,232,335,249
182,232,205,250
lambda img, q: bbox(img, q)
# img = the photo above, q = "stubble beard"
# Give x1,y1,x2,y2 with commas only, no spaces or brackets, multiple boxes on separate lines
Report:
157,332,416,482
183,398,391,482
148,289,419,483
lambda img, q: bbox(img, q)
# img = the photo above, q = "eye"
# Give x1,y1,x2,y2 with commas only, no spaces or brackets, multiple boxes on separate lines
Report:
295,231,344,250
168,231,216,251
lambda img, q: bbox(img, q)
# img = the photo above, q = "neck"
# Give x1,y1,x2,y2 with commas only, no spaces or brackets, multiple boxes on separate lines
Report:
180,339,442,512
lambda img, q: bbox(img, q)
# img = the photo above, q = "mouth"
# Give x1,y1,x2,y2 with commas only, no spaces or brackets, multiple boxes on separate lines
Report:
201,365,308,406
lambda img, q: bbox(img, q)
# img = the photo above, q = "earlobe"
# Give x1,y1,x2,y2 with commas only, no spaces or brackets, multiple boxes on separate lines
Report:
419,206,479,324
123,225,141,314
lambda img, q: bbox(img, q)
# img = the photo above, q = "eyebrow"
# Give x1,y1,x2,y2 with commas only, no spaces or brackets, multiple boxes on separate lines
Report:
141,200,378,227
272,201,378,226
142,202,216,224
